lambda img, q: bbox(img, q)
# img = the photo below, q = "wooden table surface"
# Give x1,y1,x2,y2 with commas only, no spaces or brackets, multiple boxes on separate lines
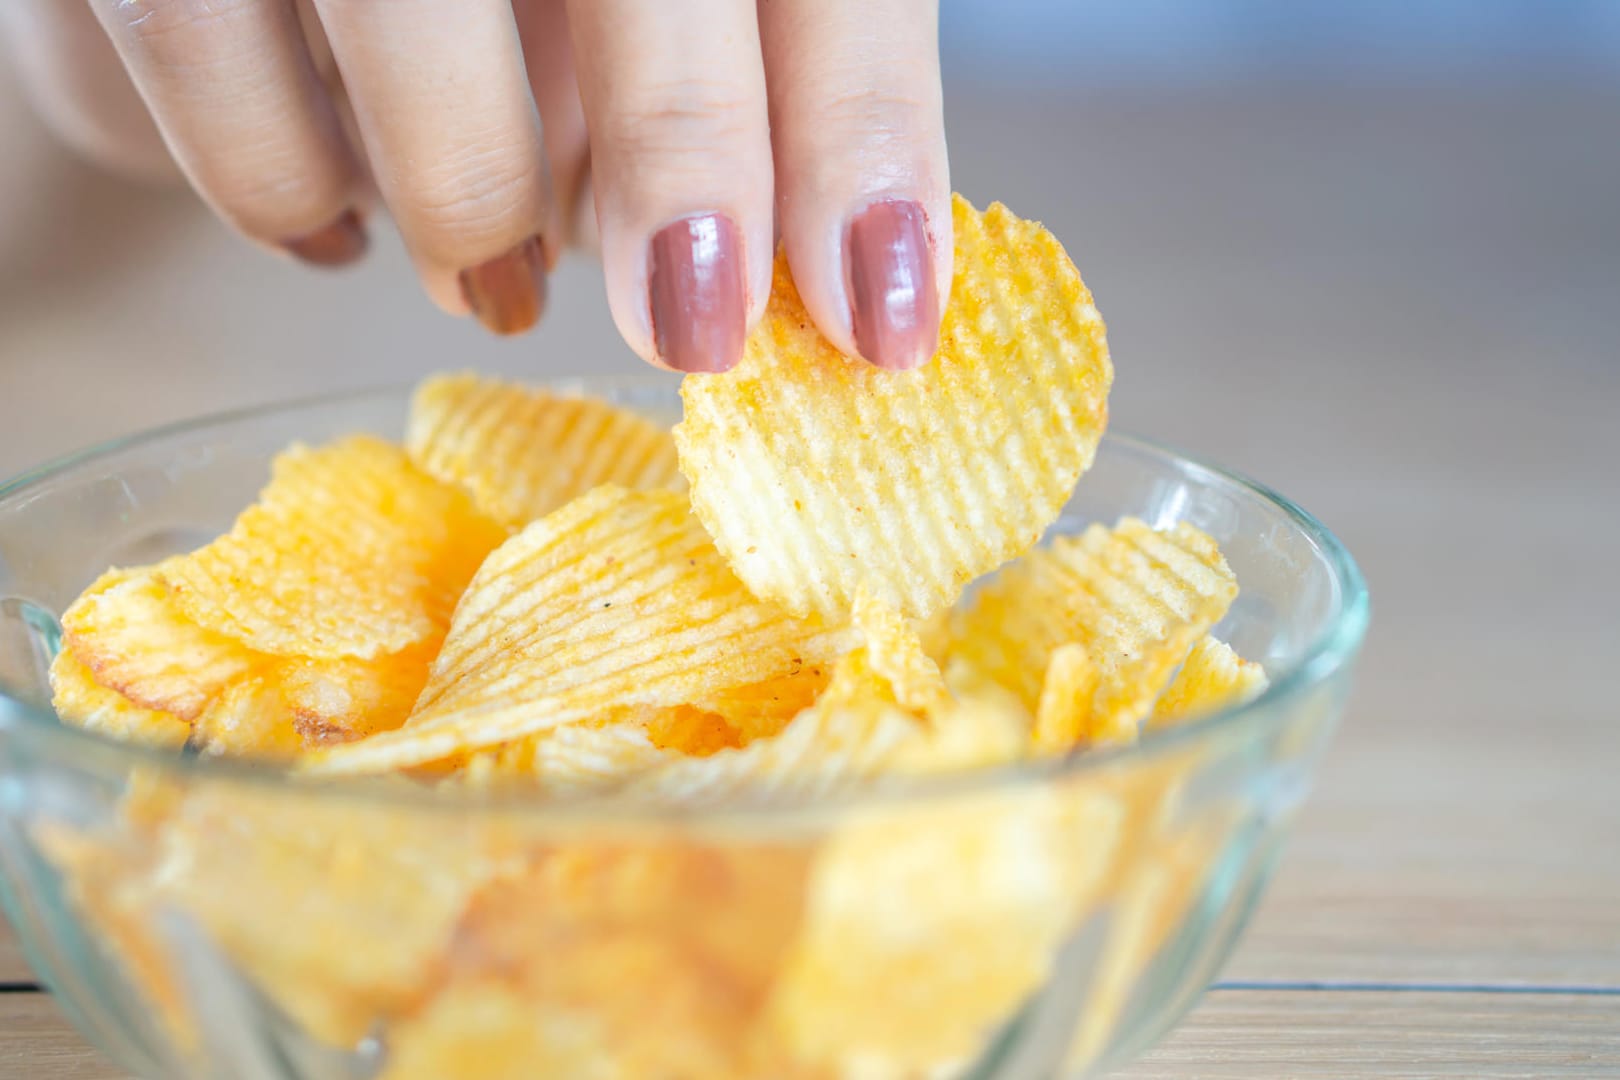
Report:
2,62,1617,1077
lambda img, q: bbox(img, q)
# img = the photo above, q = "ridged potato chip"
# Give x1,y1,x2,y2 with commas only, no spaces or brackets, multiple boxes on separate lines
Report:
407,372,682,530
138,788,526,1046
48,649,191,750
852,587,950,716
461,718,676,794
1151,636,1269,725
61,566,259,720
160,435,504,660
767,785,1122,1074
1032,642,1101,753
949,518,1237,748
303,486,851,775
687,665,830,745
675,194,1112,621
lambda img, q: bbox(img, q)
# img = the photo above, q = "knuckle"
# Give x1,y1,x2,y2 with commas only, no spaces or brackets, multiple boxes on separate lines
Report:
817,87,936,144
393,147,542,251
602,78,760,161
103,0,256,45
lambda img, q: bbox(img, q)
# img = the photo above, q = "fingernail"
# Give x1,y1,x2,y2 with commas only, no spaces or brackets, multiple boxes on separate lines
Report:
282,209,368,268
459,236,548,336
649,213,746,373
846,199,940,371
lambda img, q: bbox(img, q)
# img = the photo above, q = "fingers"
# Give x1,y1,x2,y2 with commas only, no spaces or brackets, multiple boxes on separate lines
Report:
0,0,177,181
759,0,950,370
512,0,593,254
86,0,367,265
566,0,773,372
309,0,554,333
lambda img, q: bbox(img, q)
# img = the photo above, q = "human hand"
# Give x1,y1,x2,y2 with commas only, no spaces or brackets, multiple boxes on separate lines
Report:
0,0,949,372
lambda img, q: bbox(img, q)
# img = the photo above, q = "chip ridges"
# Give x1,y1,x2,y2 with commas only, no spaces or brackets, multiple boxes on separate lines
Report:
676,194,1112,622
160,435,504,660
407,373,682,530
949,517,1238,746
302,486,852,775
1151,636,1269,725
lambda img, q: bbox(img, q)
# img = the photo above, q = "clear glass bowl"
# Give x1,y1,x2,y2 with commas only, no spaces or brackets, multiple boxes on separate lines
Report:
0,381,1366,1080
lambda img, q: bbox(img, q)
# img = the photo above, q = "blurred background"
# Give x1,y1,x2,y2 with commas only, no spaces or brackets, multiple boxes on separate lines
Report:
3,0,1618,725
1,0,1618,972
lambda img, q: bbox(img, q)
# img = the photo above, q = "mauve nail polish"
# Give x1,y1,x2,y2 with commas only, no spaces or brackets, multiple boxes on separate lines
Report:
282,209,368,268
459,236,548,336
649,214,745,373
846,199,940,371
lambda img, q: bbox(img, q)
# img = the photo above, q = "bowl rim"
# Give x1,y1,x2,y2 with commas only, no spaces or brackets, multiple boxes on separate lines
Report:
0,379,1369,821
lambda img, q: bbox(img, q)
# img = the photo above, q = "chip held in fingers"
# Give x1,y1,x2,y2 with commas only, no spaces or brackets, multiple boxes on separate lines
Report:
675,194,1113,622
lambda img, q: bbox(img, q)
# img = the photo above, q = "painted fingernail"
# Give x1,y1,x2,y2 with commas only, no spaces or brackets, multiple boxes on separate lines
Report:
846,199,940,371
649,213,745,373
282,209,368,268
459,235,548,336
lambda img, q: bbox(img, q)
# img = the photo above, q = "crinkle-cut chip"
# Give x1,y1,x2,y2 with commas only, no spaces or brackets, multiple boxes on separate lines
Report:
687,664,831,745
853,586,950,716
406,372,683,531
141,788,526,1046
886,690,1030,777
767,785,1122,1074
461,719,676,794
675,194,1113,622
948,518,1237,745
61,566,259,721
1151,636,1269,725
302,486,851,775
189,677,303,759
49,649,191,750
160,435,504,660
1033,641,1102,754
380,981,614,1080
277,642,437,742
646,705,744,756
624,654,923,805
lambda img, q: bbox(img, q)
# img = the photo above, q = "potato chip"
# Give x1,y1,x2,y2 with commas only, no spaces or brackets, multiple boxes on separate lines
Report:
949,518,1237,746
767,784,1122,1073
406,372,682,530
675,194,1112,622
687,664,831,745
140,788,526,1045
303,486,852,775
61,566,259,720
1032,641,1101,753
1151,635,1269,725
461,718,675,794
381,981,611,1080
625,651,924,805
48,649,191,750
160,435,504,660
852,586,950,716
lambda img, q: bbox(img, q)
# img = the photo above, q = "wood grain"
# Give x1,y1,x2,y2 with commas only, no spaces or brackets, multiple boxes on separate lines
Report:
1119,991,1620,1078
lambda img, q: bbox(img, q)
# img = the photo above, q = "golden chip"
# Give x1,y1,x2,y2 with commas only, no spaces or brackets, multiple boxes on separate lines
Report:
1151,635,1269,725
61,566,259,720
462,718,676,794
406,372,682,530
136,788,526,1046
48,649,191,750
303,486,851,775
160,435,504,660
767,785,1122,1073
852,586,950,716
948,518,1237,747
1032,641,1101,753
675,194,1112,621
686,664,830,745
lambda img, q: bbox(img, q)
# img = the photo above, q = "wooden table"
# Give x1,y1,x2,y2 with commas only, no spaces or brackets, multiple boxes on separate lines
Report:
2,65,1617,1076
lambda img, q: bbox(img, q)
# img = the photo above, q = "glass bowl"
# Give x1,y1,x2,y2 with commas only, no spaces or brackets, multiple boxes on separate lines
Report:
0,381,1366,1079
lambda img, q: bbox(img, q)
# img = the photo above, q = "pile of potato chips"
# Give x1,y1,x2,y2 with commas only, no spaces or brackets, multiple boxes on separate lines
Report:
42,196,1272,1078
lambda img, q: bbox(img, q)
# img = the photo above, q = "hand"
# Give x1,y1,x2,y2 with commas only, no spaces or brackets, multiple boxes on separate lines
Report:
0,0,949,372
